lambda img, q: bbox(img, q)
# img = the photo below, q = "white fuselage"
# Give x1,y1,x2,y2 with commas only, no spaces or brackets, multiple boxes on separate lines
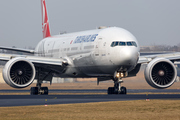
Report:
35,27,139,78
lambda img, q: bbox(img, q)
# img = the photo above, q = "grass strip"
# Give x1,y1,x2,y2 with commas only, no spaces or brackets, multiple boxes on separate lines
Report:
0,100,180,120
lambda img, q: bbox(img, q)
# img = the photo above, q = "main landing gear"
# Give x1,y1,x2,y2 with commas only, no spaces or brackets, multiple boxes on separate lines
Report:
30,68,49,95
30,82,48,95
107,72,127,94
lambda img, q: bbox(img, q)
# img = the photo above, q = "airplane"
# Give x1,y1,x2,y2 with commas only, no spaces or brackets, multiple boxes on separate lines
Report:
0,0,180,95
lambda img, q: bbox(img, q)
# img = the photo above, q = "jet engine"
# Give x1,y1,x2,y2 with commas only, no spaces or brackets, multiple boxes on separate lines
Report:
3,57,36,88
144,58,177,89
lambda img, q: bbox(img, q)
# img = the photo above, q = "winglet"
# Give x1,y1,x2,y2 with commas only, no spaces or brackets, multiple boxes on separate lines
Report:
41,0,51,38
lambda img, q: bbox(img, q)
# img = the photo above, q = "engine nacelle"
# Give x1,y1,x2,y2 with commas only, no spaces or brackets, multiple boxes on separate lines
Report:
3,57,36,88
144,58,177,89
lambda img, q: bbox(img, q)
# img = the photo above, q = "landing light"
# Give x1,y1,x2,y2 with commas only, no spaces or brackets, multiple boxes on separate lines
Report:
116,73,120,78
116,72,125,78
120,73,124,78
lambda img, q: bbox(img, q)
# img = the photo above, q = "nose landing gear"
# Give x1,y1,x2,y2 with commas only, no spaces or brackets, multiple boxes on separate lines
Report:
107,71,127,94
107,79,127,94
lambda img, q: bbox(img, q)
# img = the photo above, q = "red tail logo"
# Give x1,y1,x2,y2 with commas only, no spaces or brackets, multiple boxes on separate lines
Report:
41,0,51,38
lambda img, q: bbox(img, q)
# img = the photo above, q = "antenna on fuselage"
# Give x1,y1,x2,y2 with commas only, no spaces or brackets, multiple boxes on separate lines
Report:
98,26,107,29
59,31,67,35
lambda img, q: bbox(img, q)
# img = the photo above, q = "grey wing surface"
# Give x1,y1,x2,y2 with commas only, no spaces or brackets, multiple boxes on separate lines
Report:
138,52,180,64
0,53,68,73
0,46,35,54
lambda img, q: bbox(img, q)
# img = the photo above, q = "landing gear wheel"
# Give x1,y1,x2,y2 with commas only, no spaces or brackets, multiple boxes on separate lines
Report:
30,87,49,95
108,87,114,94
30,87,38,95
120,86,127,94
107,78,127,95
41,87,48,95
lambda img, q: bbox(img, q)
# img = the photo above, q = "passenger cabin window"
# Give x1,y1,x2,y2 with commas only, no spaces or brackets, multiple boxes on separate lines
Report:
111,41,137,47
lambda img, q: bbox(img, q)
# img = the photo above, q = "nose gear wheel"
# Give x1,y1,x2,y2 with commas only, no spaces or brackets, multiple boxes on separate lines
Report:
107,79,127,94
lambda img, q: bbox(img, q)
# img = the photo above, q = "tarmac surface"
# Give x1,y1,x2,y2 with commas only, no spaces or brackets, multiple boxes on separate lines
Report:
1,89,180,107
1,89,180,93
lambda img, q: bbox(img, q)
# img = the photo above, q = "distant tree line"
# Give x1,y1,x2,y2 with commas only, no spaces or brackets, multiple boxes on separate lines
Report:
140,43,180,52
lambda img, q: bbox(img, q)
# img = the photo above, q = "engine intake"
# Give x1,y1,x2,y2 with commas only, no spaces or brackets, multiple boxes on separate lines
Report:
3,57,36,88
144,58,177,89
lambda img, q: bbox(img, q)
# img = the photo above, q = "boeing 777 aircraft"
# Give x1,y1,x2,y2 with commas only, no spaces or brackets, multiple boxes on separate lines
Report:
0,0,180,95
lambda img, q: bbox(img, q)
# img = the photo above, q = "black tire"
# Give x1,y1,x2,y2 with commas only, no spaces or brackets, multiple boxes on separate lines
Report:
30,87,38,95
120,86,127,94
108,87,114,94
41,87,48,95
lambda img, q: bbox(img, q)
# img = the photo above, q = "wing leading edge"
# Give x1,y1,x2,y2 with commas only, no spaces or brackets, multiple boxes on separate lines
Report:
138,52,180,64
0,46,35,54
0,53,68,73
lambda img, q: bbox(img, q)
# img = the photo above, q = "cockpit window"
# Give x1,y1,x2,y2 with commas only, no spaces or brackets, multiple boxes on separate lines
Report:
114,41,119,46
111,42,114,47
127,42,133,46
111,41,119,47
119,42,126,46
110,41,137,47
132,41,137,47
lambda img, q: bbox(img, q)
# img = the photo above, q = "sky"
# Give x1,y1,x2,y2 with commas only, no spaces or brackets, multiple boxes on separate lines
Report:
0,0,180,48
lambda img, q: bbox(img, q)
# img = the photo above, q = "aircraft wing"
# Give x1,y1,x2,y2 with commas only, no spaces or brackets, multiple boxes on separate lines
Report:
138,52,180,64
0,53,68,72
0,46,35,54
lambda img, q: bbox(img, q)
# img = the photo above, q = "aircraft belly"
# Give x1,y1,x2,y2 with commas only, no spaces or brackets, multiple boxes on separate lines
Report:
57,64,133,78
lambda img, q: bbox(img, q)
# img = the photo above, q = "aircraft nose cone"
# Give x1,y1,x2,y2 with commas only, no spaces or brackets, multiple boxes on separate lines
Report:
120,47,139,65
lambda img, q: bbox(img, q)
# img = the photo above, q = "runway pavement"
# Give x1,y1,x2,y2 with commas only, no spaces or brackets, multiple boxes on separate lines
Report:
1,89,180,93
1,94,180,107
0,89,180,107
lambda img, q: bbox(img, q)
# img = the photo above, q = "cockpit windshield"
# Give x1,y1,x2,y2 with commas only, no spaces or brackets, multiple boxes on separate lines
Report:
127,42,132,46
119,42,126,46
111,41,137,47
132,41,137,47
114,42,119,46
